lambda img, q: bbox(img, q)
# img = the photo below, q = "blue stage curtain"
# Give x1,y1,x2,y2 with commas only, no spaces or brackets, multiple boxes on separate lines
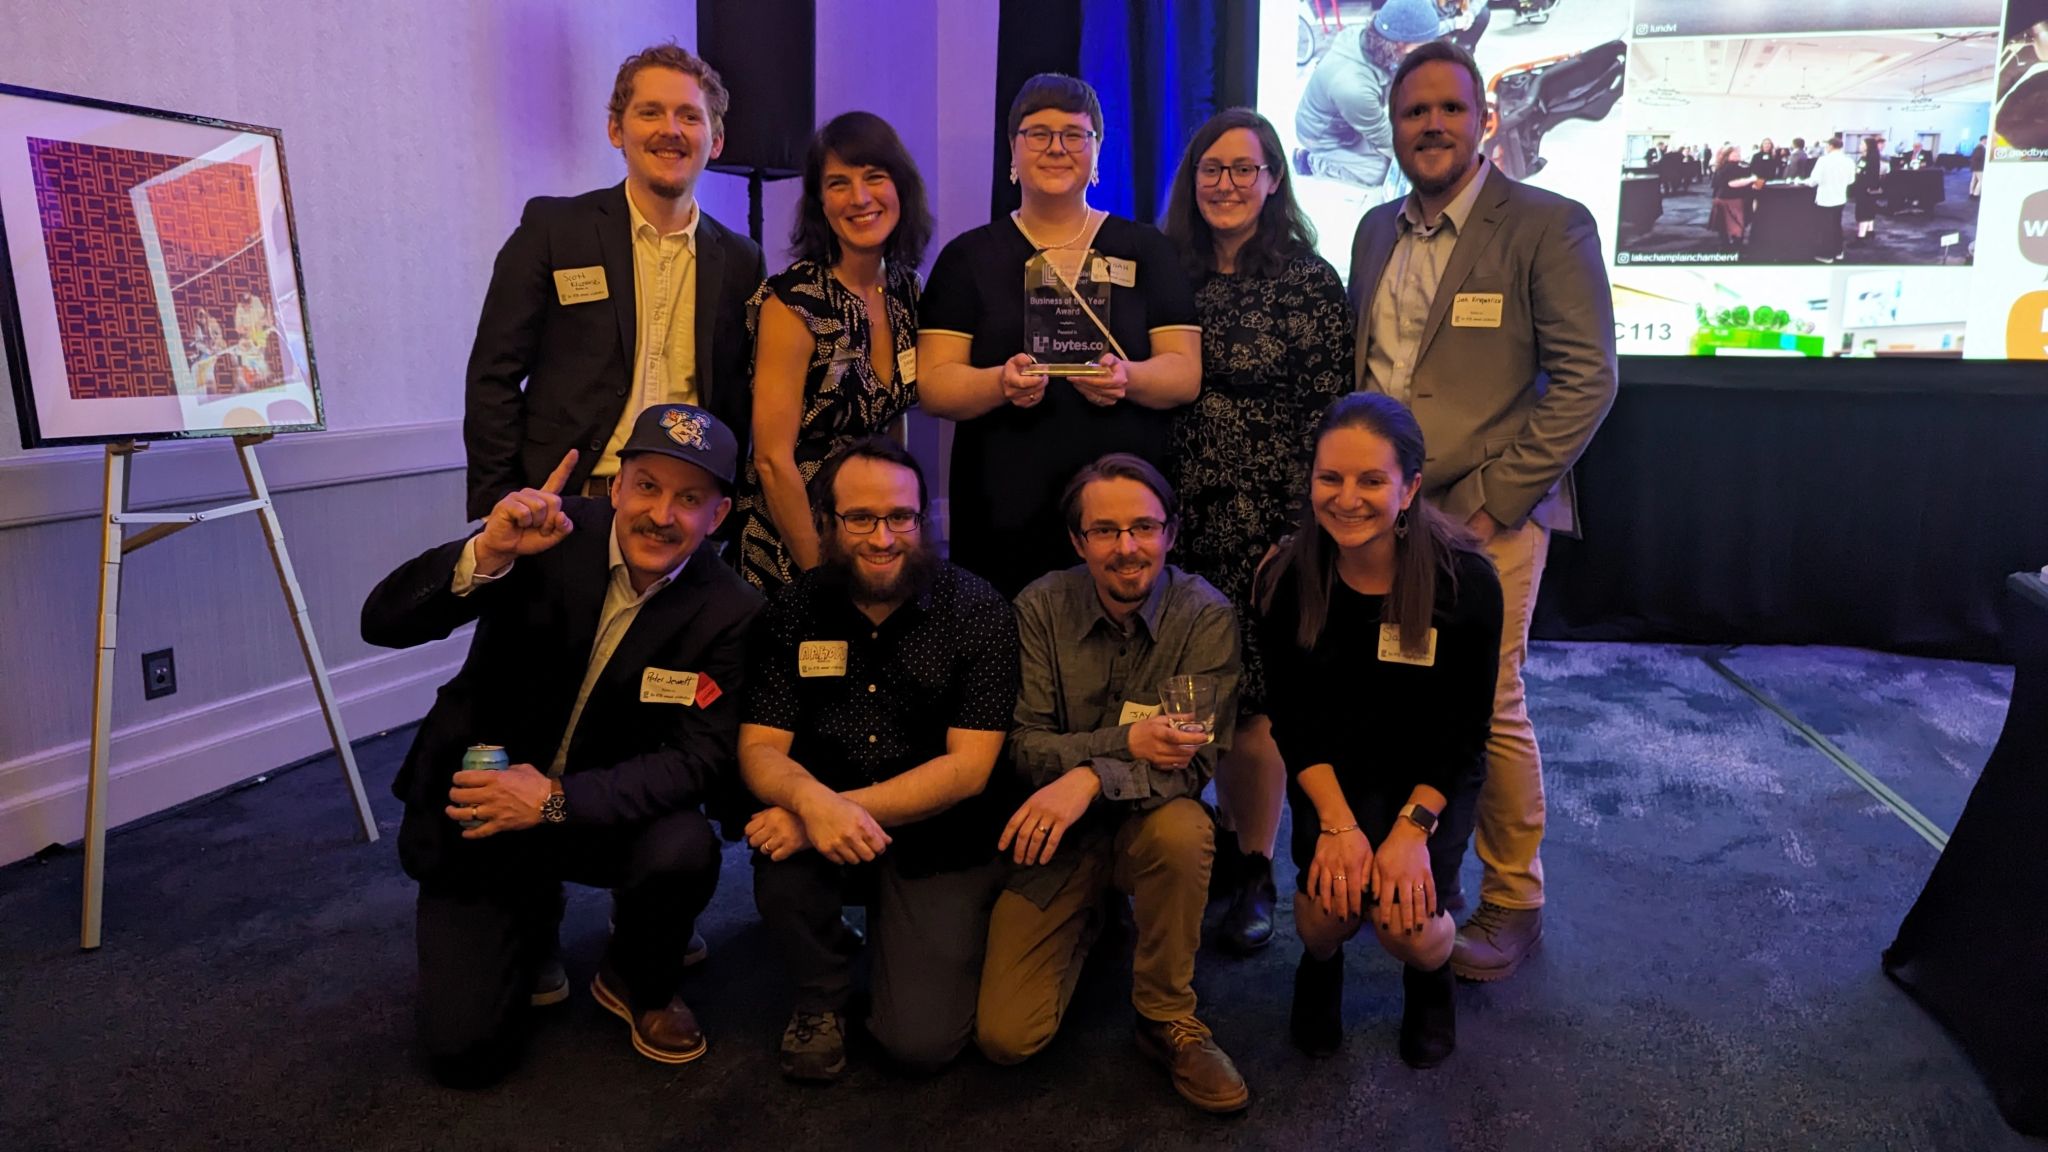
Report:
994,0,1256,226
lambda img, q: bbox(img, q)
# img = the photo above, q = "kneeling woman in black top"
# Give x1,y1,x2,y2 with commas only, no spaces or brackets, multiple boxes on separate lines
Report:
1255,392,1502,1068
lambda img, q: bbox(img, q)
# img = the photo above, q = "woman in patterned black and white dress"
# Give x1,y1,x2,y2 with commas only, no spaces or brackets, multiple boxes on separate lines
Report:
736,111,932,590
1160,108,1354,954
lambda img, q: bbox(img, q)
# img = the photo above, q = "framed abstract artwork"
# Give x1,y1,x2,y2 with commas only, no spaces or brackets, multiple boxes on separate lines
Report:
0,84,322,447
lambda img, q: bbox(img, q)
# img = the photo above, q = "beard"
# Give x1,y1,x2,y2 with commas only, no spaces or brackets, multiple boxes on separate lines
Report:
1405,136,1475,197
817,532,939,608
1101,558,1157,605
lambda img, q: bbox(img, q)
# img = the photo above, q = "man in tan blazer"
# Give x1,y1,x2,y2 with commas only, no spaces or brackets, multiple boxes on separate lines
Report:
1347,40,1617,982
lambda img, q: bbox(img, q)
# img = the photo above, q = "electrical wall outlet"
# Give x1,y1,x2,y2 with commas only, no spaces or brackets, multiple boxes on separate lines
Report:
142,648,176,700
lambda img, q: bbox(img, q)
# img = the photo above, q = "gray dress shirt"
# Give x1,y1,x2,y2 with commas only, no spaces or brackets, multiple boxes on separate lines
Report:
1005,564,1240,906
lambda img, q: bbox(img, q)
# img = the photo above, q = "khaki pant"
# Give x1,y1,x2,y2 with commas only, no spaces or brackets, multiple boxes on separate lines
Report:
975,798,1213,1063
1475,520,1550,909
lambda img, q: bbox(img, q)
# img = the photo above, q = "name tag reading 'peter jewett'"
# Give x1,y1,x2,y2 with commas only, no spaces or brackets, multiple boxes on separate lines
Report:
1022,249,1113,375
640,667,700,704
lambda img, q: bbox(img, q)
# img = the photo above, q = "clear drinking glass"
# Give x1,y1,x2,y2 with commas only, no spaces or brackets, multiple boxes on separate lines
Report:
1158,674,1219,743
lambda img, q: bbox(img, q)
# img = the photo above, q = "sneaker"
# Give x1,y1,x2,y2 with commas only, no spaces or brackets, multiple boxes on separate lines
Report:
1134,1015,1250,1113
780,1010,848,1083
530,954,570,1007
1450,901,1543,982
1399,963,1456,1069
1218,853,1276,955
1289,948,1343,1057
590,966,707,1065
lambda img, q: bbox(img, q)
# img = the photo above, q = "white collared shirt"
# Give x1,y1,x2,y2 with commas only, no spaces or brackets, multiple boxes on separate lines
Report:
452,525,690,775
594,190,702,477
1365,156,1493,405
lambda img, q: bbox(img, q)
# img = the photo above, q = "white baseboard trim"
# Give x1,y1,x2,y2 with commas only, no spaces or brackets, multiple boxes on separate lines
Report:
0,629,469,868
0,418,465,530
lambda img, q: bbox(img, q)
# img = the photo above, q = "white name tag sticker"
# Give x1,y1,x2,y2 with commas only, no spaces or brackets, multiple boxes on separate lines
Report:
553,266,610,305
798,640,849,678
1118,700,1162,725
640,667,700,704
1377,624,1438,667
897,346,917,385
1450,292,1504,328
1102,257,1137,288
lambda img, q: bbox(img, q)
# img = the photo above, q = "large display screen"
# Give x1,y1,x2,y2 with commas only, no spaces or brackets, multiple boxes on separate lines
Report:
1258,0,2048,360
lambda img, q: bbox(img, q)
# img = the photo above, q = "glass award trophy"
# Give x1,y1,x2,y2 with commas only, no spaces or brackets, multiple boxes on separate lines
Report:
1021,248,1114,377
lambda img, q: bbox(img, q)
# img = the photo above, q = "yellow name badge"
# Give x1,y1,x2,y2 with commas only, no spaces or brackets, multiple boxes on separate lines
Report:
897,346,917,385
553,266,610,306
1093,256,1137,288
640,667,700,705
1377,623,1438,667
1118,700,1162,725
798,640,850,678
1450,292,1503,328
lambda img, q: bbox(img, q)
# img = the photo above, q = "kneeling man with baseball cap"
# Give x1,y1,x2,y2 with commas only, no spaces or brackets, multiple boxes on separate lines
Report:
363,403,763,1086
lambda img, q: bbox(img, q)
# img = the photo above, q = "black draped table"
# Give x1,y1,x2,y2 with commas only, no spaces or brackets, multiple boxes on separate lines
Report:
1745,183,1830,261
1882,571,2048,1136
1885,167,1945,212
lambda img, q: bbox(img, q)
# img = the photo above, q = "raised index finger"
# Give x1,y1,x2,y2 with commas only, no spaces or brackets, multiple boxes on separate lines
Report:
540,449,579,496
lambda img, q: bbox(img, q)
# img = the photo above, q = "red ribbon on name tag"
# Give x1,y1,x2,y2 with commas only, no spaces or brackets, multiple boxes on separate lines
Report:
694,673,723,708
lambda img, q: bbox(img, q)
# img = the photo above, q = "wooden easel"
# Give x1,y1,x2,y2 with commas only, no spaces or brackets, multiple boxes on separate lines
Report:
81,433,377,949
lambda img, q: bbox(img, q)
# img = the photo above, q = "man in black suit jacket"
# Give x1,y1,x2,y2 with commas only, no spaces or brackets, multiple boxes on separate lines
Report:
365,403,763,1087
464,42,766,522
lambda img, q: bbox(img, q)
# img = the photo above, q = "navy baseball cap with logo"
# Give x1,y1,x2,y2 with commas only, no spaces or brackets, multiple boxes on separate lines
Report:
616,403,740,487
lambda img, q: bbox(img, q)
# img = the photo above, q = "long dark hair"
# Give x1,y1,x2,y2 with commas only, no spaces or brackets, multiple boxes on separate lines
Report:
1255,393,1486,655
1161,108,1317,280
790,111,934,269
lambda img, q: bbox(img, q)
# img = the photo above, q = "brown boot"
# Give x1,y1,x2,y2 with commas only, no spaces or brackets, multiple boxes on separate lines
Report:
591,967,707,1065
1134,1015,1250,1113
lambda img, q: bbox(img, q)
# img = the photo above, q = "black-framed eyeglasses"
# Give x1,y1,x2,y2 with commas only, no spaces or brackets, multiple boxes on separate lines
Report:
834,510,923,535
1196,162,1270,188
1080,519,1167,546
1016,126,1100,153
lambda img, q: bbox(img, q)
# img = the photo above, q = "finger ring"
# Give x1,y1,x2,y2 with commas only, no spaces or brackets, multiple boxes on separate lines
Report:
1334,873,1346,881
469,806,480,821
1036,824,1051,836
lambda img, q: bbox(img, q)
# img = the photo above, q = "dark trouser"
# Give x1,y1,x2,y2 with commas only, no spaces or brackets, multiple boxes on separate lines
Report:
1823,203,1845,258
752,849,1003,1069
415,808,721,1088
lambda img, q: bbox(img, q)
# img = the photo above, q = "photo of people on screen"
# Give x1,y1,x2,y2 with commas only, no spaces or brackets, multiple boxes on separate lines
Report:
184,293,296,397
1614,32,1992,267
1995,0,2048,156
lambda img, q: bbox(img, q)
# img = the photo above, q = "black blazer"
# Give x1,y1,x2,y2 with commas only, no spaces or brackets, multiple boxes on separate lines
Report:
463,184,766,521
361,497,764,885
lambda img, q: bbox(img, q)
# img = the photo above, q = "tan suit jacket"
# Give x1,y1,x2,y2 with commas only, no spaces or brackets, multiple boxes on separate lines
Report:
1349,164,1617,535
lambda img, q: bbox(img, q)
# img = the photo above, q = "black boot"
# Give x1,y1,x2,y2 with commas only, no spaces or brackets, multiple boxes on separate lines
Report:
1399,962,1456,1069
1219,853,1276,954
1290,948,1343,1057
1207,831,1244,902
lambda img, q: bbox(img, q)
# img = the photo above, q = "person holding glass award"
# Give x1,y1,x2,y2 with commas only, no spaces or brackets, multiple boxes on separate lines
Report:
918,73,1202,599
1254,393,1502,1069
977,453,1248,1113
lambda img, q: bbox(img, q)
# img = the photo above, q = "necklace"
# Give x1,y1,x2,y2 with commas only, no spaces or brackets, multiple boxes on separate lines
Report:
1013,207,1096,250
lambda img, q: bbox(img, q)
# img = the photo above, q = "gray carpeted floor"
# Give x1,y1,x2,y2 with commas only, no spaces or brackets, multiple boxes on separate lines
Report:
2,642,2037,1151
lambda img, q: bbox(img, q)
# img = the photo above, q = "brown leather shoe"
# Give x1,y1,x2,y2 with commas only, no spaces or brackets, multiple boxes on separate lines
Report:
1134,1015,1250,1113
591,968,707,1065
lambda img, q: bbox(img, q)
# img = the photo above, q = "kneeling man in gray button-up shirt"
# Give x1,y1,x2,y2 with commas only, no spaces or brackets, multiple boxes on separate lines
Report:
972,453,1250,1115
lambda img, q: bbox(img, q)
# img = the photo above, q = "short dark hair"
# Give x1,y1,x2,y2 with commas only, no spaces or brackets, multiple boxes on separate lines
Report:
608,42,730,135
1161,107,1319,280
1007,72,1103,139
1061,453,1178,537
790,111,934,269
808,435,926,523
1386,39,1487,116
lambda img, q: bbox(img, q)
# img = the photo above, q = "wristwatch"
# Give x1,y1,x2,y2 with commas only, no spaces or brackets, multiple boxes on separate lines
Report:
540,781,569,825
1398,802,1437,838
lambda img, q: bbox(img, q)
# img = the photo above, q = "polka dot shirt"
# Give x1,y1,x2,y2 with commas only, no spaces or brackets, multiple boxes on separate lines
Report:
744,561,1021,871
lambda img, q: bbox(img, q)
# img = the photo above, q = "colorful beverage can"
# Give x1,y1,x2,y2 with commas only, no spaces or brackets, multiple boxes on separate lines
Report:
461,745,508,827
